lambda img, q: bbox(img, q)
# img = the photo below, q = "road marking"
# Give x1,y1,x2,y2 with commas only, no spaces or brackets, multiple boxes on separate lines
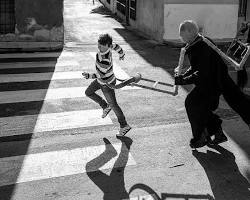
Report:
0,142,136,186
0,109,113,137
0,71,84,83
125,194,157,200
0,51,75,59
0,85,140,104
176,107,185,112
0,60,79,69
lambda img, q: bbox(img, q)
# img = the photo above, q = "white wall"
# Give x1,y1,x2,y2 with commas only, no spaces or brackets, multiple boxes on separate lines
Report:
164,3,239,41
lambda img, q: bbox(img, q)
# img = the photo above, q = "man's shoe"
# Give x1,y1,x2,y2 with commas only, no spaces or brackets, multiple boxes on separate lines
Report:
190,131,208,149
102,105,111,118
209,127,228,145
210,134,228,145
116,125,132,137
190,138,208,148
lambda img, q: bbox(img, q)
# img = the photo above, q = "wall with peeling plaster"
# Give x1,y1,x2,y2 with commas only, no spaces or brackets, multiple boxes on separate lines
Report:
0,0,64,43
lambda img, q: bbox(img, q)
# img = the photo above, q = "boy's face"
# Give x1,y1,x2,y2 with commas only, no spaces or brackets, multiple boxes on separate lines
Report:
98,43,109,53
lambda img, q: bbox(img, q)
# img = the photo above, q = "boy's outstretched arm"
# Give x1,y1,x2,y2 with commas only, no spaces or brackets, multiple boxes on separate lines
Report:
112,43,125,60
82,72,100,79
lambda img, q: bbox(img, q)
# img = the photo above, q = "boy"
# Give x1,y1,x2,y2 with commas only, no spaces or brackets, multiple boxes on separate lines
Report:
83,33,131,137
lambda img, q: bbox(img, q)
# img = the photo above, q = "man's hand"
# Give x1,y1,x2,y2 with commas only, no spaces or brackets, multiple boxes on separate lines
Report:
174,65,181,76
82,72,90,79
174,75,184,85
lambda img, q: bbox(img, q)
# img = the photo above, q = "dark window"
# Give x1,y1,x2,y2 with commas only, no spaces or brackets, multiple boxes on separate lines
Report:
129,0,136,20
117,0,126,15
107,0,110,4
239,0,247,17
0,0,16,34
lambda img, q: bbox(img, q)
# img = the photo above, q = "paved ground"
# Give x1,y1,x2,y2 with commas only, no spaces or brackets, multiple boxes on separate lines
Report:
0,0,250,199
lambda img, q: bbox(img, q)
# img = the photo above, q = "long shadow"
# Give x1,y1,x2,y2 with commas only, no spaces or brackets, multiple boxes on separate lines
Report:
91,3,250,164
0,53,61,200
128,183,214,200
90,4,124,22
192,145,250,200
86,137,132,200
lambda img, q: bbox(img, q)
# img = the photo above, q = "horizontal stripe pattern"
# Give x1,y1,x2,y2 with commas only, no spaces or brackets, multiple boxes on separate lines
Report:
0,85,140,104
0,60,79,69
0,50,138,188
164,0,238,4
0,142,136,186
0,109,113,137
0,71,83,83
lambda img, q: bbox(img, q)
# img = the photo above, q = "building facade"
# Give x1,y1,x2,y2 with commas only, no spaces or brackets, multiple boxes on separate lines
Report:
0,0,64,51
100,0,249,44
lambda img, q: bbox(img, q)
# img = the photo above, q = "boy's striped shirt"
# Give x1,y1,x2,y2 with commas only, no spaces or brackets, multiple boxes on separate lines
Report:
95,43,125,85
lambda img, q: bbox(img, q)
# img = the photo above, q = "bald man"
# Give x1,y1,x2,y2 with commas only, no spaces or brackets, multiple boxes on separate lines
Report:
175,20,250,148
175,20,227,148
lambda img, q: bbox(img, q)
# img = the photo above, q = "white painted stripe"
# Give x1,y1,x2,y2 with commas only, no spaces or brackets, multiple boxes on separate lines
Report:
0,51,75,59
0,60,79,69
0,87,85,103
89,52,130,80
0,142,136,186
0,110,113,137
0,85,140,104
126,194,157,200
0,71,83,83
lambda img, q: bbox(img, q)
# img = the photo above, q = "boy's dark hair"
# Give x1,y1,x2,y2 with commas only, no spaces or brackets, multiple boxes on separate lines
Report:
98,34,113,47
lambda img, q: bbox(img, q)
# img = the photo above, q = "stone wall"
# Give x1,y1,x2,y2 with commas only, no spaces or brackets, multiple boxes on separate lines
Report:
0,0,64,43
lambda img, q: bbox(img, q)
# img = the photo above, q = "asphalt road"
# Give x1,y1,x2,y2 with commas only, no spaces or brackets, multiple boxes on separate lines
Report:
0,1,250,199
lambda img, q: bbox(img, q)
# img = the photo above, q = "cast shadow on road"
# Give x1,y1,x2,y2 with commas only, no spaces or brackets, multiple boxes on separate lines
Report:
192,145,250,200
90,3,250,175
90,4,123,23
85,136,132,200
0,53,62,200
128,145,250,200
128,183,214,200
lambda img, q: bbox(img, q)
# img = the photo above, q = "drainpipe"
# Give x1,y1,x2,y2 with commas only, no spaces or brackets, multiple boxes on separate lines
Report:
125,0,130,25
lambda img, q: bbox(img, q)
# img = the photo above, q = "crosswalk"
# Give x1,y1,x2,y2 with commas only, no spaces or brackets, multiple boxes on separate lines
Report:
0,51,138,190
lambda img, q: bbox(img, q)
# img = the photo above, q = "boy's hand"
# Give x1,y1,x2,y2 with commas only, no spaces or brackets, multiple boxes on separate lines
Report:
82,72,90,79
119,54,125,60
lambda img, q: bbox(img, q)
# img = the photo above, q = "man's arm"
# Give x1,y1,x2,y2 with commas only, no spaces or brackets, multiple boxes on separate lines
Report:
175,42,212,85
175,68,199,85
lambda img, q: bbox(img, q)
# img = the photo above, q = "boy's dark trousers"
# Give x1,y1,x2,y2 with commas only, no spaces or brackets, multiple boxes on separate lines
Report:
85,79,127,128
185,87,222,140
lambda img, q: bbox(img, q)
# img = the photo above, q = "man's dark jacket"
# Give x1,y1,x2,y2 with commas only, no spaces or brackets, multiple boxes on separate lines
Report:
175,35,227,98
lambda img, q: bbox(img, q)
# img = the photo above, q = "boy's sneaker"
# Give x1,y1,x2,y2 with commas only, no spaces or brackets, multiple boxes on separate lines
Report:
116,125,132,137
102,105,111,118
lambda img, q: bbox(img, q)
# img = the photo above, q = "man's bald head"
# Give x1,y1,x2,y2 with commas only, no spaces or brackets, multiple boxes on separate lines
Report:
179,20,199,44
